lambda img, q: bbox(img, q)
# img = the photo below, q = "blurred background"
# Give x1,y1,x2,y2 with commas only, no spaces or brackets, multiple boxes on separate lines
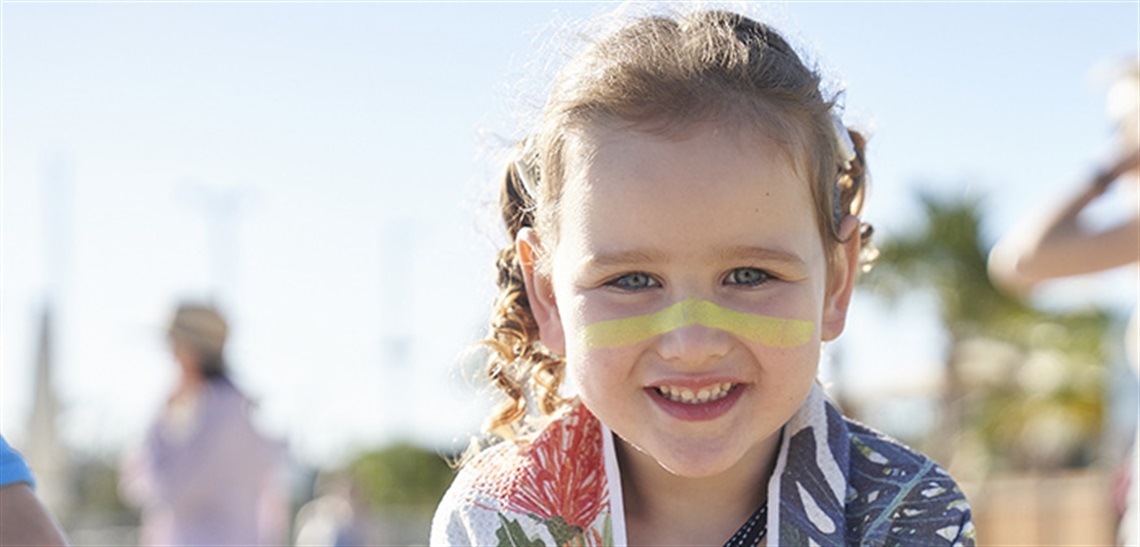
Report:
1,2,1137,544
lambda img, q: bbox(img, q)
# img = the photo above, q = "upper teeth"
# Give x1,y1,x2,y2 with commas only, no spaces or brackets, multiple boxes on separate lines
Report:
657,383,734,404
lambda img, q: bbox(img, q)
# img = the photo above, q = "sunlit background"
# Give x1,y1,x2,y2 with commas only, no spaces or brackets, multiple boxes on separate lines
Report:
2,2,1137,544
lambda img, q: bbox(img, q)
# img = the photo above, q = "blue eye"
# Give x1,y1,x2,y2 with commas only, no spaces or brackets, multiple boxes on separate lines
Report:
609,272,659,290
725,267,771,286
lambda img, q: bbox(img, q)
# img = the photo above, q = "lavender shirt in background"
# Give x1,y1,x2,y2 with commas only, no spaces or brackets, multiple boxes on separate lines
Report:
120,379,288,546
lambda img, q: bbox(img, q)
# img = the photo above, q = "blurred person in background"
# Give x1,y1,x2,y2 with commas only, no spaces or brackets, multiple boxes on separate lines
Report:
293,470,381,547
118,302,288,546
0,434,69,546
988,58,1140,546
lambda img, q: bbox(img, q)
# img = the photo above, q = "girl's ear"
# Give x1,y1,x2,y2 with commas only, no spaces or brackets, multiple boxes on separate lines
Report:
516,228,567,354
821,215,861,342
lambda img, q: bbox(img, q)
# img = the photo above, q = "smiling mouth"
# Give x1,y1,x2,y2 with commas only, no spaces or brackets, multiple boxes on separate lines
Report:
654,383,737,404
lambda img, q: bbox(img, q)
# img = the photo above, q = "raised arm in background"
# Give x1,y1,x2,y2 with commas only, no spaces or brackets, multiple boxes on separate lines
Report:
988,147,1140,294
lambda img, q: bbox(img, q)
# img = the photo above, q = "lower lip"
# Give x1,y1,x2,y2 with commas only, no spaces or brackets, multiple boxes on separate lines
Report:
646,385,745,422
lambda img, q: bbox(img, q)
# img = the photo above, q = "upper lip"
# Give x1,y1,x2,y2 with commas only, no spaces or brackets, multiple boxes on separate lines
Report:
645,377,744,390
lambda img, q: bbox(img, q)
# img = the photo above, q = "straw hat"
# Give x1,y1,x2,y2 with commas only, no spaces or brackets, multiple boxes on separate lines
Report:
167,303,228,356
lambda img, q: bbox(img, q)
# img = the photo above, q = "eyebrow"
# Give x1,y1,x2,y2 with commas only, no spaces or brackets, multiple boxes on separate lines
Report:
581,249,669,269
715,245,807,270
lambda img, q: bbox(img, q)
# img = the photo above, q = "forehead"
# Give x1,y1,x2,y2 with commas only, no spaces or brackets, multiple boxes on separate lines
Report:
554,122,821,259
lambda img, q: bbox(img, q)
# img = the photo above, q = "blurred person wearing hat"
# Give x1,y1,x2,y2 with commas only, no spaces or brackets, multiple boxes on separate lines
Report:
989,57,1140,546
119,302,288,546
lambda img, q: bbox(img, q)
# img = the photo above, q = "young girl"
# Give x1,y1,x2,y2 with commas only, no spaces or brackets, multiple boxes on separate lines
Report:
433,9,974,546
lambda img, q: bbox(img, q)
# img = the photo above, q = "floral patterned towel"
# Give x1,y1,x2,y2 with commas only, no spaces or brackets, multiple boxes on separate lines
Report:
431,384,975,546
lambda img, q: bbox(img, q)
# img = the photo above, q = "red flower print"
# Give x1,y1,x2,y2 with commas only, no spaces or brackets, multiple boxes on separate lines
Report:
504,404,610,532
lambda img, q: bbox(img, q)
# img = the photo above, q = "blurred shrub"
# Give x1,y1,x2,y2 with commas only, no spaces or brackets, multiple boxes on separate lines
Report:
860,192,1111,471
349,443,457,508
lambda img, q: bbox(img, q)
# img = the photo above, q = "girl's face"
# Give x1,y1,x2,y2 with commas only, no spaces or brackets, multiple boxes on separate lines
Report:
519,121,859,479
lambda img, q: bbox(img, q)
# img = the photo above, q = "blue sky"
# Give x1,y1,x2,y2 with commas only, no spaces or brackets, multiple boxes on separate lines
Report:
2,1,1137,466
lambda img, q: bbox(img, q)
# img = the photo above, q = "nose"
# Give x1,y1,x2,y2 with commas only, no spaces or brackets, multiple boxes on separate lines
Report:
654,321,732,367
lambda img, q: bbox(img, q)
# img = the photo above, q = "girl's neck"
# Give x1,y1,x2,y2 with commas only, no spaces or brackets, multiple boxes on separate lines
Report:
169,368,206,405
617,434,779,546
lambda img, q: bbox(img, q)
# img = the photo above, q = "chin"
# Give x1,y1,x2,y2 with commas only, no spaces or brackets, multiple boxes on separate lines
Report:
645,438,754,480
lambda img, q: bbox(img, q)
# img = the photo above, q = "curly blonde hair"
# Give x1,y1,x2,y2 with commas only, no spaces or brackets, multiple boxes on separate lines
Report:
478,9,874,443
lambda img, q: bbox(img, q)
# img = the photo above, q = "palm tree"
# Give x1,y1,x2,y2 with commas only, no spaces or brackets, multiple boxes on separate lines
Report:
860,192,1110,472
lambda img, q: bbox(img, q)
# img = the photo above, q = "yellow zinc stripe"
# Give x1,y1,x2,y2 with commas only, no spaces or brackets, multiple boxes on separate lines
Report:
581,298,814,349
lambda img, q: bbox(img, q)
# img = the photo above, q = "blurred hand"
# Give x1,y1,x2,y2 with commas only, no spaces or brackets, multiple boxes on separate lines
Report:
1094,147,1140,193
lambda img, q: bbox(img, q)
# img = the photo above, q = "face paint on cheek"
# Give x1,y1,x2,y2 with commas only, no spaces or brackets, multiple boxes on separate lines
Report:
580,298,815,349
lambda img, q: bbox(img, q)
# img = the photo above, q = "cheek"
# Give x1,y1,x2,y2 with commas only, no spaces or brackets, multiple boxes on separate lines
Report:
754,343,823,383
563,347,631,397
560,316,595,395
